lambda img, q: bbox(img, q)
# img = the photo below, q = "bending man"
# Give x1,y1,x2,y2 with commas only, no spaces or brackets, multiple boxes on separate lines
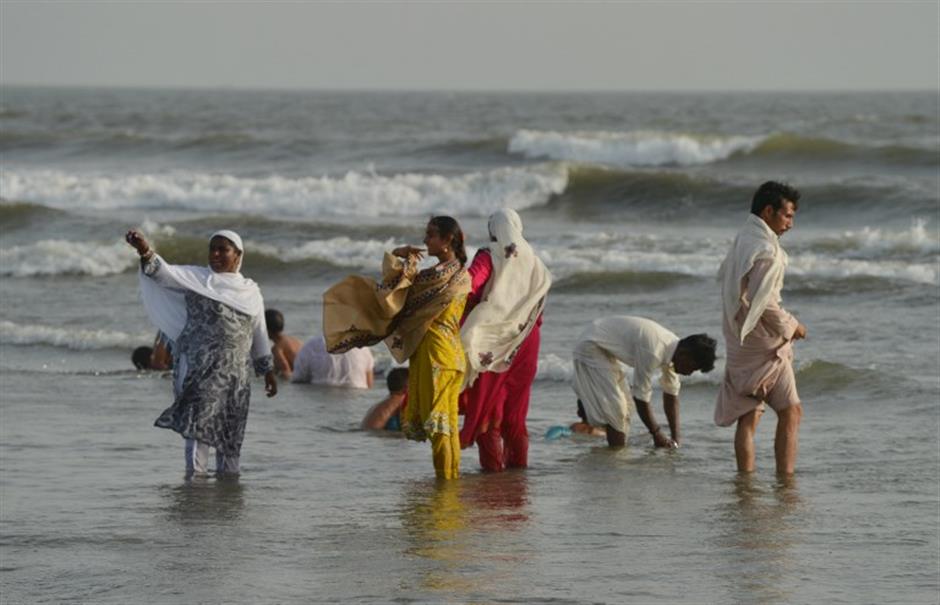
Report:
572,316,716,448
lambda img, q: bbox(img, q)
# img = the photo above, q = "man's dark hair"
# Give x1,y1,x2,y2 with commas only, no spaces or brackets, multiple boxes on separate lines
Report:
750,181,801,216
386,367,409,393
677,334,717,373
265,309,285,336
132,346,153,370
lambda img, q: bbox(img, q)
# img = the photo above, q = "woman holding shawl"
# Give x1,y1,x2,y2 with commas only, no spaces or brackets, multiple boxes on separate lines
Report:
125,228,277,476
323,217,470,480
459,209,551,472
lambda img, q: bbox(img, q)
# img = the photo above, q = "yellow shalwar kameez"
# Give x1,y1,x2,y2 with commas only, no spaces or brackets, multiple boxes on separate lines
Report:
402,295,466,480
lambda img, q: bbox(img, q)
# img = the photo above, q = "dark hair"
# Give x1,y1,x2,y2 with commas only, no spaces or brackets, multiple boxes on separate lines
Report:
576,399,587,423
750,181,801,216
265,309,285,336
677,333,718,373
386,367,409,393
429,215,467,266
132,346,153,370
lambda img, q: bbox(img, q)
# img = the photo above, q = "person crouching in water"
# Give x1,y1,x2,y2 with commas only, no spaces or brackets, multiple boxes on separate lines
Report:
571,315,716,448
362,367,409,431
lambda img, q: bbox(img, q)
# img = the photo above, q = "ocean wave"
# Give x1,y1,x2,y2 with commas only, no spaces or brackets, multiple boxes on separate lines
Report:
509,129,763,167
508,129,939,169
0,238,137,277
748,133,939,166
787,255,937,286
0,320,151,350
797,219,939,256
552,270,697,293
0,165,568,218
0,200,64,230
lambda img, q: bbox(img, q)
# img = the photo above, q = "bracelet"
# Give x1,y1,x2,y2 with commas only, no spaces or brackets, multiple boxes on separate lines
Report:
141,249,154,260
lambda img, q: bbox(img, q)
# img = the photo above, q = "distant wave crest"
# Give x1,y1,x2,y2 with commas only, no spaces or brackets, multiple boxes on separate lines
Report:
0,165,568,218
509,129,764,167
0,239,136,277
0,320,151,350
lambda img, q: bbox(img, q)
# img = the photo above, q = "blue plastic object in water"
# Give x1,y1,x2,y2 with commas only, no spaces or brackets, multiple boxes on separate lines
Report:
545,425,573,440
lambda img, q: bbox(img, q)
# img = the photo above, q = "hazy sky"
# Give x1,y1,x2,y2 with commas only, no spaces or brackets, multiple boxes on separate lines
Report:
1,1,937,91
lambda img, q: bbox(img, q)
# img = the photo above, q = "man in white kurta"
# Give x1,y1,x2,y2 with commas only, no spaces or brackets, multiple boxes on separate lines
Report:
572,316,715,448
292,335,375,389
715,181,806,475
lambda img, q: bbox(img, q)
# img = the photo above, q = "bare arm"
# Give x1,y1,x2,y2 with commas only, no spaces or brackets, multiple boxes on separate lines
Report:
663,392,680,445
150,339,172,371
635,399,677,448
361,396,404,430
272,346,293,380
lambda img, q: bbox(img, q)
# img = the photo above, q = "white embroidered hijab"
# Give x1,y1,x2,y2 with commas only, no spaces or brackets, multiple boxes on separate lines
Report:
718,214,788,344
461,208,552,388
138,230,264,341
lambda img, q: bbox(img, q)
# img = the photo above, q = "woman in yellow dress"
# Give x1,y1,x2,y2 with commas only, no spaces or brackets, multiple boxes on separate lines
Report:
323,216,470,479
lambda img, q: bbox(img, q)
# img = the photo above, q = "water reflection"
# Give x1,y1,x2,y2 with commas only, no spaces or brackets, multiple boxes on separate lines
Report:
714,473,804,604
161,475,246,526
399,472,531,597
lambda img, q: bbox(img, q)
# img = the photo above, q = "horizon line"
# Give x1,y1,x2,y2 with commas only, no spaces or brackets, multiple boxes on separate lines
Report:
2,82,937,95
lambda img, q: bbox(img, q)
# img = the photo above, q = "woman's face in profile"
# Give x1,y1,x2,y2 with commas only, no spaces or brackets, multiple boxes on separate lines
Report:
208,236,241,273
423,222,451,257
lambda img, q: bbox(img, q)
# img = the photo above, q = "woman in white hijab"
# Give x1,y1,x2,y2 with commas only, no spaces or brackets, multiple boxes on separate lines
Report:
126,228,277,476
459,208,551,472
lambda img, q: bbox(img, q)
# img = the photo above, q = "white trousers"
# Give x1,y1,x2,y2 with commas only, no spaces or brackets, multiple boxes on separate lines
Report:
184,438,240,474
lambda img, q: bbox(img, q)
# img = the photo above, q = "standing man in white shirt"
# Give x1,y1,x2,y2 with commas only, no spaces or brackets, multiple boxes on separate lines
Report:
571,316,717,448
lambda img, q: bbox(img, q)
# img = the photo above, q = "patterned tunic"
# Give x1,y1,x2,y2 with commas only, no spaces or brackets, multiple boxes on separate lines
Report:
143,256,273,458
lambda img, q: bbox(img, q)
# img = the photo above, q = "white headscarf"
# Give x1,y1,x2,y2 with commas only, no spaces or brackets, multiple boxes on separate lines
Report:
460,208,552,388
138,230,264,341
718,214,788,344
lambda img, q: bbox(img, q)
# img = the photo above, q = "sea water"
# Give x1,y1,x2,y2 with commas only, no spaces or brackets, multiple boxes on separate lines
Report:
1,88,938,603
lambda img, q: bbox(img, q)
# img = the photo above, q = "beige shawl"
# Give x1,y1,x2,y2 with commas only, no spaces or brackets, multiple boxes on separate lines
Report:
719,214,788,345
323,252,470,363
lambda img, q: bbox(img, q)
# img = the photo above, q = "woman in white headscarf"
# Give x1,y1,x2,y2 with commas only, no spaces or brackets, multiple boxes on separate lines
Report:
459,208,551,472
125,228,277,476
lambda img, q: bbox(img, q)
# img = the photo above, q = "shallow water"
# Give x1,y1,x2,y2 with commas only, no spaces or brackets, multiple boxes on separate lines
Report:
1,88,938,602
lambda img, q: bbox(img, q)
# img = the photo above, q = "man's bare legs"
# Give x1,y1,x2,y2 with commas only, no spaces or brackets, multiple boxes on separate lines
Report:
734,407,763,472
774,403,802,475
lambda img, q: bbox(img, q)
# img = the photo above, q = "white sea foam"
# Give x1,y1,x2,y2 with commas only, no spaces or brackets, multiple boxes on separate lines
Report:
787,255,938,285
0,320,151,350
0,165,568,218
0,238,137,277
809,218,940,256
508,129,764,167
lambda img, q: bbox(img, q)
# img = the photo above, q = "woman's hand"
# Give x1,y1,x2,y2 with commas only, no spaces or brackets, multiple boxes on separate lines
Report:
125,229,152,257
392,245,425,260
264,371,278,398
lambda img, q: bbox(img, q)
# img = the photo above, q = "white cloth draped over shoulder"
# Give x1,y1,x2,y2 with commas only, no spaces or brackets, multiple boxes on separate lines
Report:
137,230,265,342
719,214,788,345
460,208,552,388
